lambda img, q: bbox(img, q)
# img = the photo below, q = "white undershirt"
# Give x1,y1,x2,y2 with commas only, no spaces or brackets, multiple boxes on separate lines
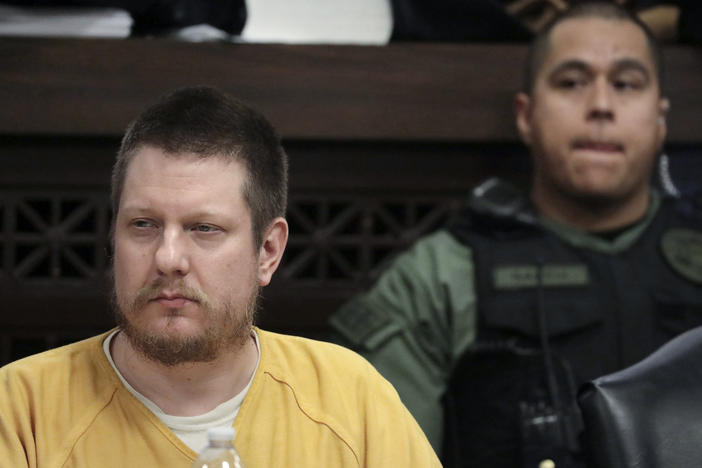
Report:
103,329,260,453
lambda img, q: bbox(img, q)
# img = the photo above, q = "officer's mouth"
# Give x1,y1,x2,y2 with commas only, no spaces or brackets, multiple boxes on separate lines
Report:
572,139,624,153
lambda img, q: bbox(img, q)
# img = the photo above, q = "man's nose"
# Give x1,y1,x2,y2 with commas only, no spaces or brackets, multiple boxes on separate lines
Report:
586,77,615,122
154,226,190,278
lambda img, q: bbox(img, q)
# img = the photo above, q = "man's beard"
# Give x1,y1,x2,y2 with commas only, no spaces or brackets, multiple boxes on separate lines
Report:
112,278,259,367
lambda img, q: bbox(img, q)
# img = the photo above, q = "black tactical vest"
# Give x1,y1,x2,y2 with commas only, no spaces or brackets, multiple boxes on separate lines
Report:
442,179,702,468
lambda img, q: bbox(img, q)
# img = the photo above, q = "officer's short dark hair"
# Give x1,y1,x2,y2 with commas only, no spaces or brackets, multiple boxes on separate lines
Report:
524,1,664,93
111,86,288,249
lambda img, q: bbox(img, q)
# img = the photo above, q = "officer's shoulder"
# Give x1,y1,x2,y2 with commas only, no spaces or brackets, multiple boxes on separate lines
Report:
466,178,530,218
448,178,538,243
402,230,470,260
668,189,702,222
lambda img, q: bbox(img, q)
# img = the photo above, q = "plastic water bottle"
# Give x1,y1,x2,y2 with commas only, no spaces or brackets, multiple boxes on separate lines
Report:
191,427,247,468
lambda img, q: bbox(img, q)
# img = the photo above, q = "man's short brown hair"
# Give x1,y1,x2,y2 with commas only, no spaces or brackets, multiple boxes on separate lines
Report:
111,86,288,248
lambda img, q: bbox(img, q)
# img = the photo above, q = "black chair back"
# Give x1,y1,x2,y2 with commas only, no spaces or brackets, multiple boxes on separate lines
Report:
578,326,702,468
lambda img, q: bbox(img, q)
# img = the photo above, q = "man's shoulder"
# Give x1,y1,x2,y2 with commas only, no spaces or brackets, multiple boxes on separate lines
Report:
256,328,396,404
246,329,439,467
257,328,376,377
0,331,118,415
254,328,400,433
0,331,119,449
1,332,109,378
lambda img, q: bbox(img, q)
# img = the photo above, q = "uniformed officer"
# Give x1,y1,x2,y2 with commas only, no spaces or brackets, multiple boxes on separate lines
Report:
329,2,702,467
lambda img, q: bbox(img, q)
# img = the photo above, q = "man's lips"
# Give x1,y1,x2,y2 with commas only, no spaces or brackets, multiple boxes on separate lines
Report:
151,292,197,308
572,140,624,153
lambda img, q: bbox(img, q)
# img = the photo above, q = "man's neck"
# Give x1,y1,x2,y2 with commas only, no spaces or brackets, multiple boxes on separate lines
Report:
530,185,651,233
110,330,258,417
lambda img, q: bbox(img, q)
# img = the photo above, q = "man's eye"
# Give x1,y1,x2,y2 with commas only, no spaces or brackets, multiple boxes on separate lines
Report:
194,224,219,233
132,219,154,228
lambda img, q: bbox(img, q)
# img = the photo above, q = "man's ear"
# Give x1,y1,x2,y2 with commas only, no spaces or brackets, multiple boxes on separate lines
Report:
257,217,288,287
514,92,533,146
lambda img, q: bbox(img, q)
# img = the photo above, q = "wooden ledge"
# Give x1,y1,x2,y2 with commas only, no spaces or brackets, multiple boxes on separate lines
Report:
1,37,700,142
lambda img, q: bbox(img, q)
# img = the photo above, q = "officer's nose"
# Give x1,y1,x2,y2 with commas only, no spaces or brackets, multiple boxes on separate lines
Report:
154,226,190,278
586,76,615,122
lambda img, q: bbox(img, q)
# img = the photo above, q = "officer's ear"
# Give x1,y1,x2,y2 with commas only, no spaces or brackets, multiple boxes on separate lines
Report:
514,92,533,147
657,97,670,143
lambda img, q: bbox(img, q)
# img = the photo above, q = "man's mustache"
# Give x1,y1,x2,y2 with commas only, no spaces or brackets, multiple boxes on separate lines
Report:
130,279,211,309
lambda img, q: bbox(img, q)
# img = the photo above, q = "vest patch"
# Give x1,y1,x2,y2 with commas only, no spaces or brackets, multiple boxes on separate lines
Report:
331,302,400,349
493,264,589,290
661,228,702,284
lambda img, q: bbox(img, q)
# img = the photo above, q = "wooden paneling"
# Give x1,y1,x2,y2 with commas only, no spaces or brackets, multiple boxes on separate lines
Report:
2,38,700,142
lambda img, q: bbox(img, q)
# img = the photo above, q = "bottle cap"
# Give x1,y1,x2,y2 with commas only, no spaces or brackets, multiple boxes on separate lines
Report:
208,426,235,442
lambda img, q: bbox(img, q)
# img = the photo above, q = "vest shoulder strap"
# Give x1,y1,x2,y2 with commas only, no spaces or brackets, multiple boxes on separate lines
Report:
447,177,539,244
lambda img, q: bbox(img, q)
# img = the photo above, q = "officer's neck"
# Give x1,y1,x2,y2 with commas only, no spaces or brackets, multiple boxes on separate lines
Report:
530,183,651,233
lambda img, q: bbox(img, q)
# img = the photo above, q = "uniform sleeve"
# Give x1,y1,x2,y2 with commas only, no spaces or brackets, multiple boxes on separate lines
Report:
328,229,478,450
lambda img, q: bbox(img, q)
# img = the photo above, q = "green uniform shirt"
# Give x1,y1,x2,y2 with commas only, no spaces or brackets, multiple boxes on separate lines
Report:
330,193,663,451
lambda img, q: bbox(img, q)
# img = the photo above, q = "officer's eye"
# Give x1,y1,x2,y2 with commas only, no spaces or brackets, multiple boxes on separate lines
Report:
557,79,577,89
613,80,634,91
553,73,588,90
612,72,646,91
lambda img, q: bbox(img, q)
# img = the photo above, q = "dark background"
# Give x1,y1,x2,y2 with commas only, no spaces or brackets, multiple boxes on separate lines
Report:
1,38,701,365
